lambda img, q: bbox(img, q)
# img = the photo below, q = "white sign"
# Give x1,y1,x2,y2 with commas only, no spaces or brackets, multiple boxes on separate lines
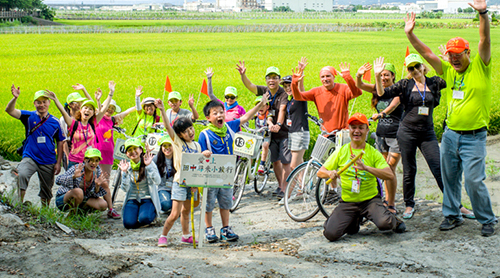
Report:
145,133,163,155
113,138,128,161
233,132,262,158
179,153,236,188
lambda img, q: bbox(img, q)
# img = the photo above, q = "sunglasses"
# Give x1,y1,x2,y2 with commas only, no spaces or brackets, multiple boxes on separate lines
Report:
225,96,236,100
407,63,422,72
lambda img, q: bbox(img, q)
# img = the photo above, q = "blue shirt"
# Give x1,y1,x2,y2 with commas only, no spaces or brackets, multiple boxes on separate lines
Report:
20,110,65,165
198,120,240,155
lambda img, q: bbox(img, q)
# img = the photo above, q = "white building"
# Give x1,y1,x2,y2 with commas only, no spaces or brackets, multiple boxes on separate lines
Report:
184,0,215,11
263,0,333,12
416,0,471,13
217,0,259,11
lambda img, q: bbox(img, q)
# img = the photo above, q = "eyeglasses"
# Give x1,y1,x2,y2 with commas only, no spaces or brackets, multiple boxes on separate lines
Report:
225,96,236,100
448,50,467,59
407,63,422,72
266,76,280,81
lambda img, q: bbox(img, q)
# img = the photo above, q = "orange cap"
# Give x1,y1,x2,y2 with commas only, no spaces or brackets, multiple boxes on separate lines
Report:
445,37,470,54
348,113,369,125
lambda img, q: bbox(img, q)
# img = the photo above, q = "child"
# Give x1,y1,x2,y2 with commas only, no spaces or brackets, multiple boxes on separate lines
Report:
118,138,162,229
254,96,271,174
165,91,199,127
153,135,176,213
55,148,108,213
156,99,201,246
205,67,246,122
132,86,162,137
198,93,269,243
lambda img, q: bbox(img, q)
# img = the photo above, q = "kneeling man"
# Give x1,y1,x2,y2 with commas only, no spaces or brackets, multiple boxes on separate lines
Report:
318,113,405,241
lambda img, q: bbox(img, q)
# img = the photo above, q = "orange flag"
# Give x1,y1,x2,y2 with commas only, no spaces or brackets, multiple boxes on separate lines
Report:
164,76,172,92
363,70,371,82
200,79,208,97
403,46,410,66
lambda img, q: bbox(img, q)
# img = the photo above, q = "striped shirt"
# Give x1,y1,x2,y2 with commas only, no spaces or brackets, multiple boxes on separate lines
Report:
55,164,107,200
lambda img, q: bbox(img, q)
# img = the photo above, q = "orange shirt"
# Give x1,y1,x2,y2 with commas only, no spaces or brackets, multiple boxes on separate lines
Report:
291,71,362,133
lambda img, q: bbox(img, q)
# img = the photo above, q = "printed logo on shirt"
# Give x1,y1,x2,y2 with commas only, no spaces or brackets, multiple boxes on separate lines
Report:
212,139,218,145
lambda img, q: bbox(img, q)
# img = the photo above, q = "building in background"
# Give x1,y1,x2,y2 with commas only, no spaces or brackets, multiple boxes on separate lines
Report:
263,0,334,12
416,0,471,13
217,0,259,11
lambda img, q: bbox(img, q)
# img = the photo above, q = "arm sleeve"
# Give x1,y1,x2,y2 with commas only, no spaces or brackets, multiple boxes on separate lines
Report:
146,161,161,185
237,105,246,116
383,79,405,99
255,85,267,96
55,166,77,189
291,77,316,101
135,96,141,111
120,170,130,192
227,119,241,133
198,131,208,152
341,71,363,100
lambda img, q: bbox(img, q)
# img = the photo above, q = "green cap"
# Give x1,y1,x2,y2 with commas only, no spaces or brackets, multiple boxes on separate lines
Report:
405,54,424,68
84,148,102,160
159,135,173,146
33,90,48,102
109,99,121,113
125,138,144,151
81,100,97,110
384,63,396,75
254,96,268,105
224,86,238,97
168,91,182,101
265,66,280,77
66,92,87,104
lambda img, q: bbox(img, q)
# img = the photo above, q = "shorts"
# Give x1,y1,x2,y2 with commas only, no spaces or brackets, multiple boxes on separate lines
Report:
263,135,271,144
171,182,191,202
17,157,55,200
288,131,310,151
270,138,292,164
55,193,88,211
206,187,233,212
376,136,400,154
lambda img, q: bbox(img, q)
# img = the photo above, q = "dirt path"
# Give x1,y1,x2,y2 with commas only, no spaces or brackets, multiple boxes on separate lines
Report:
1,135,499,277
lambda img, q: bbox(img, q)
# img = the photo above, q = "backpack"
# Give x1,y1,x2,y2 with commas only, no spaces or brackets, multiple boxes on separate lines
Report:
68,120,99,149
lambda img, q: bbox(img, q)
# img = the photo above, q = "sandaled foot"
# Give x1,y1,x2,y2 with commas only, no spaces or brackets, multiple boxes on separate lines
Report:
402,207,415,219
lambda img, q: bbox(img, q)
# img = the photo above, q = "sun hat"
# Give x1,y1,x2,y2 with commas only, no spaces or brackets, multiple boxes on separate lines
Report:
224,87,238,97
254,96,269,105
158,135,173,146
109,99,121,113
81,100,97,110
66,92,87,104
347,113,369,126
280,75,292,84
33,90,48,102
384,63,396,75
405,54,424,68
125,138,144,151
141,97,156,107
168,91,182,101
265,66,280,77
445,37,470,54
84,148,102,160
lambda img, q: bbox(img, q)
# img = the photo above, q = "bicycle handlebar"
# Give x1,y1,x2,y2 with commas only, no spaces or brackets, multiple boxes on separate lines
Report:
194,120,209,126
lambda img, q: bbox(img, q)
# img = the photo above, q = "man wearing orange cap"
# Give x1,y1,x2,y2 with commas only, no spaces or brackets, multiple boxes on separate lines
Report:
404,0,497,237
317,113,405,241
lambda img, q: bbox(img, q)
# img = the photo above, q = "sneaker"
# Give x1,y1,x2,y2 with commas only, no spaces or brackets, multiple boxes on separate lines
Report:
181,236,199,244
107,208,121,219
205,227,219,243
277,190,285,200
158,236,168,247
481,223,495,237
272,187,280,196
220,226,239,242
394,218,406,233
258,164,265,175
439,217,464,231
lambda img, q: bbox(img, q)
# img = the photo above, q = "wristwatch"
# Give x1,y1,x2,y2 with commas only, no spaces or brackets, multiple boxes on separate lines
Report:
277,122,282,126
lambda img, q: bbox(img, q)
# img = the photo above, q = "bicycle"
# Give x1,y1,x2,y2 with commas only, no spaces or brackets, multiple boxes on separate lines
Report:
283,113,350,222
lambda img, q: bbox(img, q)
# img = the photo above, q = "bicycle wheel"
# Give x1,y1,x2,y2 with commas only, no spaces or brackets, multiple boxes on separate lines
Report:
254,155,271,194
316,177,341,218
111,170,122,205
283,162,321,222
230,159,248,212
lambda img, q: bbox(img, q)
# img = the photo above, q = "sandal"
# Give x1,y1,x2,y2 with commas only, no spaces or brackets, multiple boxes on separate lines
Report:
387,205,398,215
461,212,476,219
402,207,415,219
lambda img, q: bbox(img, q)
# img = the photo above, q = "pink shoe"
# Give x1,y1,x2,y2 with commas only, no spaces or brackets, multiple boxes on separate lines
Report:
258,164,265,175
181,236,198,244
158,236,168,247
107,208,121,219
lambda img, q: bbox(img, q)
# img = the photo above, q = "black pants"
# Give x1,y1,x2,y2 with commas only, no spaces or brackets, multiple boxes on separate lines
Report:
323,196,397,242
397,124,443,208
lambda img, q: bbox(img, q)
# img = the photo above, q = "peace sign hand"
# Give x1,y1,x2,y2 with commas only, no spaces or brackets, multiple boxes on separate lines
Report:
188,94,195,107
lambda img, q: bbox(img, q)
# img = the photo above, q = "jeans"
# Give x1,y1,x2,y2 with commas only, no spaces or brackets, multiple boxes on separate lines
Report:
441,127,497,225
122,199,157,229
158,190,172,212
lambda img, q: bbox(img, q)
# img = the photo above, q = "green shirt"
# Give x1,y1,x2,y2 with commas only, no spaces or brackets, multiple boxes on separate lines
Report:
439,54,492,130
323,143,388,203
133,111,160,137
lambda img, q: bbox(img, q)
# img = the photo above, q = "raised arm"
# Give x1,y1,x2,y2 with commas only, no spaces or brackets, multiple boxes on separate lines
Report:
290,67,314,102
471,0,490,65
339,62,362,98
6,85,22,119
95,87,103,113
95,81,114,123
188,94,199,121
205,67,219,102
135,86,143,116
236,60,258,95
297,57,308,92
373,57,386,97
155,99,175,139
113,107,136,125
355,63,376,92
405,12,443,75
239,92,269,125
45,90,72,126
71,83,92,101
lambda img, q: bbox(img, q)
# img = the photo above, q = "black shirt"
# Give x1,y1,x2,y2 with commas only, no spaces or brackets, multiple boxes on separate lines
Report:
256,85,289,140
375,94,403,138
287,97,309,133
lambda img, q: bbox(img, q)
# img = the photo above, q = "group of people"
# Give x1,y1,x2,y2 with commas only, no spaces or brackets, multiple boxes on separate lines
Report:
6,0,496,246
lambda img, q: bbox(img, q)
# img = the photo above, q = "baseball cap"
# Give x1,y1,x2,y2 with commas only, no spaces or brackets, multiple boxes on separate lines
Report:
224,86,238,97
347,113,369,126
384,63,396,75
84,147,102,160
254,96,269,105
81,100,97,110
109,99,121,113
168,91,182,101
158,135,173,146
280,75,292,84
125,138,144,151
33,90,48,102
66,92,87,104
405,54,424,68
265,66,280,77
445,37,470,54
141,97,156,106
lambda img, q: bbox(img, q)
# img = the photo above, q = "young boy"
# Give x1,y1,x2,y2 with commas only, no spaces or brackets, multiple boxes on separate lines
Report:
254,96,271,174
198,93,269,243
165,91,199,126
205,68,246,123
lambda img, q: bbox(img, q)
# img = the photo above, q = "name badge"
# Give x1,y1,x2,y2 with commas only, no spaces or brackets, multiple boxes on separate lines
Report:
351,179,360,194
452,90,464,100
418,106,429,116
37,136,46,143
286,119,292,126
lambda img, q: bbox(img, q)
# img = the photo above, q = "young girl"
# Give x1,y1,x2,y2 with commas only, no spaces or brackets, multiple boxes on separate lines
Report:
55,148,108,213
254,96,270,174
119,138,161,229
132,86,161,137
155,99,201,246
153,135,176,213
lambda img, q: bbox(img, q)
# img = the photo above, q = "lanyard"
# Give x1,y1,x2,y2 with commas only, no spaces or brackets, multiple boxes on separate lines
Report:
169,110,179,127
143,115,153,133
286,97,294,115
83,170,94,195
349,144,365,181
452,75,465,91
183,141,196,153
414,79,427,106
132,171,140,191
80,122,91,146
268,91,278,108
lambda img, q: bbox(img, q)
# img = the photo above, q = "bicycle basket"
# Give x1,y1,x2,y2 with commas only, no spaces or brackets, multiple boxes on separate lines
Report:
335,129,351,150
233,132,263,159
310,134,336,164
